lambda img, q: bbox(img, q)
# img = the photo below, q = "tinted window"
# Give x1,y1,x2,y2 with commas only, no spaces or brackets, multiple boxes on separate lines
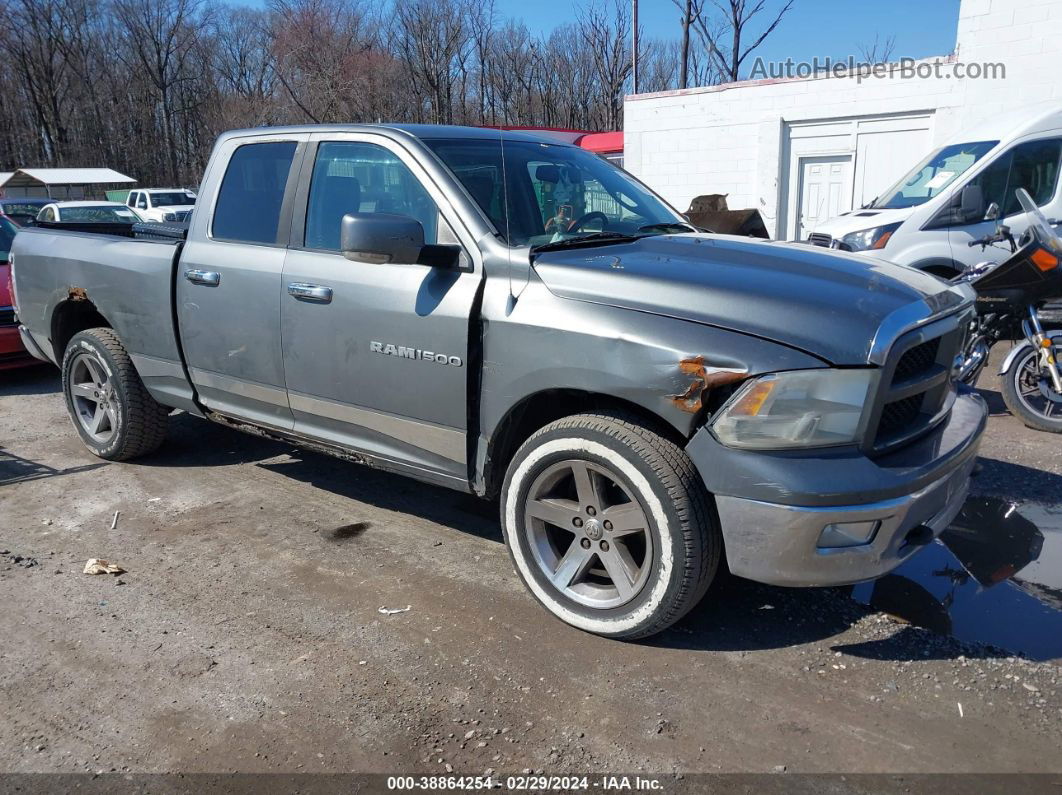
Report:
213,141,297,244
305,142,439,251
966,138,1062,218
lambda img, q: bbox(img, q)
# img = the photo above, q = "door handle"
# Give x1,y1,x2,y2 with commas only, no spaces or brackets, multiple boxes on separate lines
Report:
287,283,333,303
184,269,220,286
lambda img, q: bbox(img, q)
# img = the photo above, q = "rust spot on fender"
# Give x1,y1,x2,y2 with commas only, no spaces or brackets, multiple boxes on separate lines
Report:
68,286,88,301
669,355,747,413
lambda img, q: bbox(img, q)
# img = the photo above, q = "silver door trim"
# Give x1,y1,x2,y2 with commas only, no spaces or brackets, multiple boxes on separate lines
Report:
189,367,289,408
288,390,466,464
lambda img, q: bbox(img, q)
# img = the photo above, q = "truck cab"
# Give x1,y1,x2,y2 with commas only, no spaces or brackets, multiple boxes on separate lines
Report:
808,106,1062,276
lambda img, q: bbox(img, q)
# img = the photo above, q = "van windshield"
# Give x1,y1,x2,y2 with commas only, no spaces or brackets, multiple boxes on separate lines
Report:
872,140,998,209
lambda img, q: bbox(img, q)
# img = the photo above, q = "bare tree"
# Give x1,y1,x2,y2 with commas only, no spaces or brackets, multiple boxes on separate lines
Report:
859,33,897,64
690,0,796,84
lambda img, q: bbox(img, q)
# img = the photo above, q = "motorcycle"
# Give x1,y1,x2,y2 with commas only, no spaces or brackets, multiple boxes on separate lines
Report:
954,188,1062,432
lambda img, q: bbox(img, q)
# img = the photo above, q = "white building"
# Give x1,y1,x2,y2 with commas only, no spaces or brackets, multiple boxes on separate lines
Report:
624,0,1062,240
0,168,136,200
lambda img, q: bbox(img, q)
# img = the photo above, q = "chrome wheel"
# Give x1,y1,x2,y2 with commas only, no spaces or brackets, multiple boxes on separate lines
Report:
1013,348,1062,420
523,459,653,609
69,352,118,443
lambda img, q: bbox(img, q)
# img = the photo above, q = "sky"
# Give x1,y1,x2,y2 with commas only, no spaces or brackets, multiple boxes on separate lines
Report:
232,0,963,80
501,0,964,74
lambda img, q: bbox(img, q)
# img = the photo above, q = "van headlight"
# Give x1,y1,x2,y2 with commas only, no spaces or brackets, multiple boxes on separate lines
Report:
841,222,901,252
710,369,875,450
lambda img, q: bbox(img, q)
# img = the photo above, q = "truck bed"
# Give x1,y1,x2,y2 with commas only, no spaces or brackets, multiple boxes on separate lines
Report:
12,225,196,411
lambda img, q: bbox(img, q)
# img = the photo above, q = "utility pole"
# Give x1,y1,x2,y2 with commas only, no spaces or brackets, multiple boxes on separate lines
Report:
632,0,639,95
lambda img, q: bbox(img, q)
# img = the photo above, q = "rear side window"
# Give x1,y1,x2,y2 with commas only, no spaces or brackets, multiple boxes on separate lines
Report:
212,141,297,244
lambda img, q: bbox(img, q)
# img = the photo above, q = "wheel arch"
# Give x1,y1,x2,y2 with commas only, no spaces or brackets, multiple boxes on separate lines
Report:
50,295,112,364
910,257,963,278
480,389,690,499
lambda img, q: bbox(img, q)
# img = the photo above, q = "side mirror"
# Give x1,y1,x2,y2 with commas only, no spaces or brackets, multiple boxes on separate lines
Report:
960,184,985,222
984,202,1000,222
340,212,461,268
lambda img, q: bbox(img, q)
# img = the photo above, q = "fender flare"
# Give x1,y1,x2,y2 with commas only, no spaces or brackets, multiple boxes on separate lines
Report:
999,329,1062,374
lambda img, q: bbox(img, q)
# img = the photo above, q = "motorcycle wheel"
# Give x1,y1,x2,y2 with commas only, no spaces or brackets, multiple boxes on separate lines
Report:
1001,337,1062,433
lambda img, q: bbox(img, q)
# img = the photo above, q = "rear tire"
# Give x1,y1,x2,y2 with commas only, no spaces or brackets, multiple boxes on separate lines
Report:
500,412,720,639
61,328,169,460
1000,339,1062,433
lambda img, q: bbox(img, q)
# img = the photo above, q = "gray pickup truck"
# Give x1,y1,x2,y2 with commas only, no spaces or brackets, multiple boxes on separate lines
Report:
11,125,987,638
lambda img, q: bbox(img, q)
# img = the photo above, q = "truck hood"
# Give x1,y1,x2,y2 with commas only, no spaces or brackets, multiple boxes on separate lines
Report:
531,234,969,365
809,206,912,241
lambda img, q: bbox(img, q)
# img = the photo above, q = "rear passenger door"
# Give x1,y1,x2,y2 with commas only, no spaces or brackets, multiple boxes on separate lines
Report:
177,134,307,429
280,133,482,485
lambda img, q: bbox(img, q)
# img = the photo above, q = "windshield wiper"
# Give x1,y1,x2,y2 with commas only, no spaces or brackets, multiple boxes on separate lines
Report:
530,231,639,253
637,222,697,234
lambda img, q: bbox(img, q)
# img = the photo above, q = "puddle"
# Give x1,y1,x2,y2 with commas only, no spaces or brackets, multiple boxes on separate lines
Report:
850,497,1062,661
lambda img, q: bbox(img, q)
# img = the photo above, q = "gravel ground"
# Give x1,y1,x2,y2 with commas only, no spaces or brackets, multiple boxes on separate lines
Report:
1,348,1060,776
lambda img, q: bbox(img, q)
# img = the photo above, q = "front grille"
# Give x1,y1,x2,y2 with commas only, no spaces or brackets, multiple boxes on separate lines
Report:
870,323,964,453
893,338,940,382
876,394,924,437
808,233,833,247
0,306,15,326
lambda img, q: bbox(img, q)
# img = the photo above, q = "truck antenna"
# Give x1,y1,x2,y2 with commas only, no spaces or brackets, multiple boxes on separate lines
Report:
500,133,518,315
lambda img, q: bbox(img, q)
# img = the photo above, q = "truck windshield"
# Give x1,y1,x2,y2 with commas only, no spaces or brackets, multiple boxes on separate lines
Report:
60,206,140,222
150,192,196,206
425,138,686,248
871,140,998,209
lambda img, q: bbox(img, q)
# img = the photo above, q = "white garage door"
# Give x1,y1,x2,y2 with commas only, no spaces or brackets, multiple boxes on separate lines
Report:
784,113,934,239
798,155,851,239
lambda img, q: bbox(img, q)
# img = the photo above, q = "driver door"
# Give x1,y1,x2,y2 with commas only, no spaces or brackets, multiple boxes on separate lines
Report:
949,137,1062,269
280,133,483,485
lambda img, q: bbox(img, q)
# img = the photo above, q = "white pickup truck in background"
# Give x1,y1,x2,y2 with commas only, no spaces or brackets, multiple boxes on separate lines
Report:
125,188,197,223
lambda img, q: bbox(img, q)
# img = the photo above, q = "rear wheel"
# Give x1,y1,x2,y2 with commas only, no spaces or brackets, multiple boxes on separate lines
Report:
1000,337,1062,433
501,413,720,639
62,328,169,460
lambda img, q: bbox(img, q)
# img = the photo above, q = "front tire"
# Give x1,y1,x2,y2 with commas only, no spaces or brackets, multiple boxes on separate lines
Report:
1000,338,1062,433
500,413,720,639
61,328,169,460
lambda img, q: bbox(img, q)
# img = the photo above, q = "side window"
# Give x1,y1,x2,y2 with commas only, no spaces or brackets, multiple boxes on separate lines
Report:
127,192,137,207
967,152,1012,215
967,139,1062,219
212,140,298,245
1003,139,1061,214
305,141,439,252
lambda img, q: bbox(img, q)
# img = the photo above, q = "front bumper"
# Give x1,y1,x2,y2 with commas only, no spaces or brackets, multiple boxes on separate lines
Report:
687,389,987,586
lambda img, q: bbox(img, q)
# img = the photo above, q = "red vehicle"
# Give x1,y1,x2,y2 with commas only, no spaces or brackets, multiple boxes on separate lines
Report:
1,214,38,369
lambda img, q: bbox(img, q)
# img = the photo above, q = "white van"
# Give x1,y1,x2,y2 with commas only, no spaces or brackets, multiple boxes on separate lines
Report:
808,106,1062,276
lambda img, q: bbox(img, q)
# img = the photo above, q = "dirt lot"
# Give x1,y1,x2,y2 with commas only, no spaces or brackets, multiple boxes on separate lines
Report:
1,351,1060,776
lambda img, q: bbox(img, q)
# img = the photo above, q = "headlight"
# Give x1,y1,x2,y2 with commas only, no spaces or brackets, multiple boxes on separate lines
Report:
711,369,875,450
841,222,902,252
164,212,176,222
